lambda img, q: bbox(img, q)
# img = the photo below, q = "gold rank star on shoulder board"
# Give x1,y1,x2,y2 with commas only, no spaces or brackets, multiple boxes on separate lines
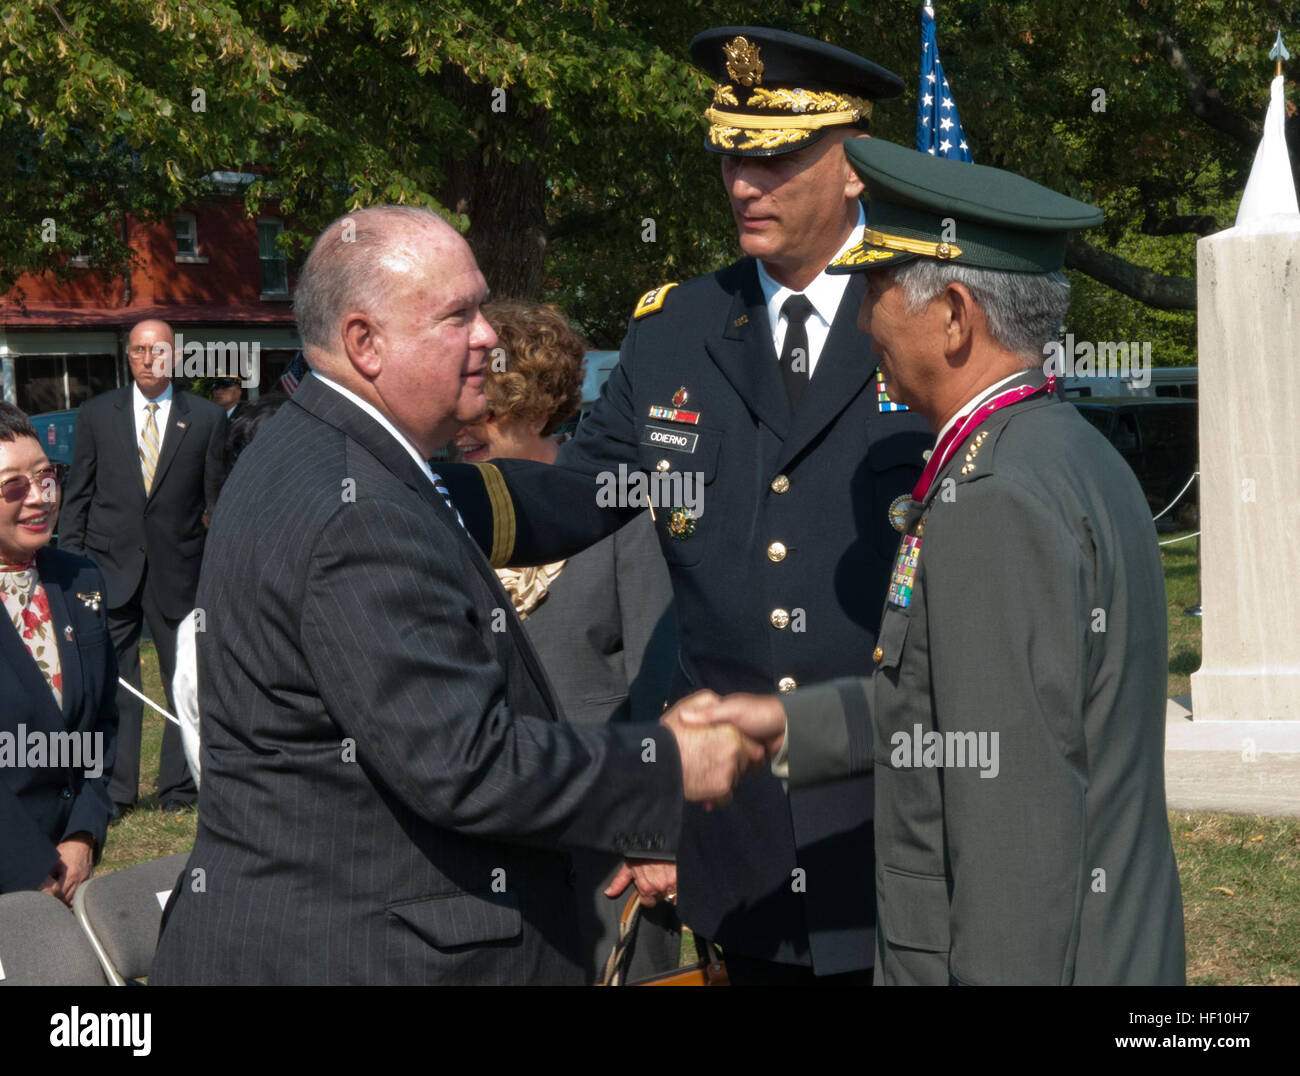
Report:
633,283,678,319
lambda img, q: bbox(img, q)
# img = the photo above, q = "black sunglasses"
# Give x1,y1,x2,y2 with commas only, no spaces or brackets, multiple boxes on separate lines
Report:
0,464,68,504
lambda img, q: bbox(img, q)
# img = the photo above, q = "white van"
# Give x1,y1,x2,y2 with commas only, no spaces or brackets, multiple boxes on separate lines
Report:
1062,366,1197,400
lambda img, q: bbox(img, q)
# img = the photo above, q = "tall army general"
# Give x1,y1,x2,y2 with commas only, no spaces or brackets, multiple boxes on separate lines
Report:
442,28,930,983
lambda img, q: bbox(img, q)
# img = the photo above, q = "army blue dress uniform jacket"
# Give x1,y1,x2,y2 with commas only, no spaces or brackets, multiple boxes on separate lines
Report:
782,375,1186,984
443,257,930,972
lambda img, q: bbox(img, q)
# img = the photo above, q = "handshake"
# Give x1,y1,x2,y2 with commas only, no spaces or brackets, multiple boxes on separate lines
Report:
660,689,790,804
605,691,791,908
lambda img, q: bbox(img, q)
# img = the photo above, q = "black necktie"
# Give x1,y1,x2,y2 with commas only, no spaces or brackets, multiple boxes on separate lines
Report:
779,294,814,410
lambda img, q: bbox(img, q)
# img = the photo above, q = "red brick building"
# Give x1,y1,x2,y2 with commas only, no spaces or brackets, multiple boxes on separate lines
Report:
1,177,300,414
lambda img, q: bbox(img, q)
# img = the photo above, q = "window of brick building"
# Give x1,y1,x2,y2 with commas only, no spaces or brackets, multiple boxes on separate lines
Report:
258,219,288,297
174,213,208,263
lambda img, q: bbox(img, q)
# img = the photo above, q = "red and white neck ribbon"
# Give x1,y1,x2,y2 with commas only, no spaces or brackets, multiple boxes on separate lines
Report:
912,376,1055,504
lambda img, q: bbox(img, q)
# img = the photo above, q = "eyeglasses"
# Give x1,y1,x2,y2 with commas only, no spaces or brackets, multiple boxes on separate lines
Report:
1,464,68,504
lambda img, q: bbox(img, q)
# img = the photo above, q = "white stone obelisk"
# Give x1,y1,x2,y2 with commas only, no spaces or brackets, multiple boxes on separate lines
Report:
1191,63,1300,722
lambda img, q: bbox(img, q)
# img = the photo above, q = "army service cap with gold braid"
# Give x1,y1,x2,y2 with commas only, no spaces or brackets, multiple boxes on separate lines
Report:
689,26,904,157
829,138,1104,274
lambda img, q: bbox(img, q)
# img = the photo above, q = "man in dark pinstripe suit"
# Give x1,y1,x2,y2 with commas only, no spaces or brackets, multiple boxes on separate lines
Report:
150,207,759,985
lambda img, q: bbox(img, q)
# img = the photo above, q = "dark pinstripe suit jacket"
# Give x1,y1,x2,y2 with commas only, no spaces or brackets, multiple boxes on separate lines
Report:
150,375,684,985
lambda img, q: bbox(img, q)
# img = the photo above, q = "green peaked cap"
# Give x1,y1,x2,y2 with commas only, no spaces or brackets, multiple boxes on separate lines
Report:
829,138,1103,274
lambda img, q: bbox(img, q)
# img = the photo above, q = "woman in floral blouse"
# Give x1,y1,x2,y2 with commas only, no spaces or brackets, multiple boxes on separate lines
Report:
0,402,117,902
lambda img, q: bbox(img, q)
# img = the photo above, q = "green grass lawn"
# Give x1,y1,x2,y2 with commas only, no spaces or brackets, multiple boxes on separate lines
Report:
1161,528,1202,699
104,557,1295,985
97,641,198,874
1171,812,1300,985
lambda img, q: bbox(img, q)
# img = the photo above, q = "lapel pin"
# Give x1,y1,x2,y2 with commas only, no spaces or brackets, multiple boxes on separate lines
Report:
733,314,749,327
176,421,187,429
77,591,101,611
64,625,74,641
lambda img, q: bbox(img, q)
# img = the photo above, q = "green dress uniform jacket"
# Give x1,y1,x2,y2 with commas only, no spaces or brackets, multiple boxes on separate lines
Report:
783,371,1186,985
442,258,931,972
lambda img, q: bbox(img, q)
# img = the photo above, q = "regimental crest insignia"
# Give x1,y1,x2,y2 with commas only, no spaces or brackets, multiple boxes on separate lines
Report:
77,591,102,612
672,386,688,407
723,36,764,87
668,507,697,540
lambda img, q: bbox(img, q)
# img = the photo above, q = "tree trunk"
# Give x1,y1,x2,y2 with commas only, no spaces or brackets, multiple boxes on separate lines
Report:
437,70,549,299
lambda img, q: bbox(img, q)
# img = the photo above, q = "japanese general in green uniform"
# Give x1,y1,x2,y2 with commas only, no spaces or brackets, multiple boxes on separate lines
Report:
773,138,1186,984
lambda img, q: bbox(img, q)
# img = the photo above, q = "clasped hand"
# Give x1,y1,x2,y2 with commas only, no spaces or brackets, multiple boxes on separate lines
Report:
670,688,789,763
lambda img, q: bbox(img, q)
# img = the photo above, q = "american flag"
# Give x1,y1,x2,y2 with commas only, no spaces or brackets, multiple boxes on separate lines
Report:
917,3,972,161
278,351,308,394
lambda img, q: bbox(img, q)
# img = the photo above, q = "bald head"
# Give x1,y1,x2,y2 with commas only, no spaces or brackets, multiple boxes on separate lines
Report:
127,318,176,399
292,204,498,457
294,206,462,370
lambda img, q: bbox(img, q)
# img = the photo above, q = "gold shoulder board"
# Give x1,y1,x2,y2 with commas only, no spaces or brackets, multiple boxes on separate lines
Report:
633,283,678,320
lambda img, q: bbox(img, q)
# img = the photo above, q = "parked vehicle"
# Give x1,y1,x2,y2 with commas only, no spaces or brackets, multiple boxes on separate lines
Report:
26,409,78,545
28,408,77,465
1071,398,1198,530
1062,365,1197,400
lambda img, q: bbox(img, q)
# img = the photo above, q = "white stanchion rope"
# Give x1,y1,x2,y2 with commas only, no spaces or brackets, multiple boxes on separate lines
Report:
117,676,182,728
1151,471,1199,522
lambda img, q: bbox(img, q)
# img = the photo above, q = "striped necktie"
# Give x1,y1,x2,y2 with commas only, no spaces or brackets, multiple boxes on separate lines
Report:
140,402,161,494
430,472,465,530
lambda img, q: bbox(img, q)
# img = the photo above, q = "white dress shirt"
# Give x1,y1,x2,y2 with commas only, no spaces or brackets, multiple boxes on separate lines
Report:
133,381,173,442
312,372,441,489
756,203,867,378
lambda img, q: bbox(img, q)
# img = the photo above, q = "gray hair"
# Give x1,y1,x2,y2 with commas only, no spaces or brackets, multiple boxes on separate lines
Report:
293,205,454,353
889,260,1071,367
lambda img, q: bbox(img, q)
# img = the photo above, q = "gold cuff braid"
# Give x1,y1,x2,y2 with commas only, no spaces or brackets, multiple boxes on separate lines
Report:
473,462,516,568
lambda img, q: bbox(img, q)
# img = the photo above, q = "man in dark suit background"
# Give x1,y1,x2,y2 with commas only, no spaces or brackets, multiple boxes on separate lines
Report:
60,319,224,813
150,206,759,985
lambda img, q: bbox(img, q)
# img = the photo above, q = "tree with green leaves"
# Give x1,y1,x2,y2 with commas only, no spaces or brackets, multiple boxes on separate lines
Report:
3,0,1296,356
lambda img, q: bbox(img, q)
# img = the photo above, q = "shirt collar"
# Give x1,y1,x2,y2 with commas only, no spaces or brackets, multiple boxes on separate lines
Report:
133,381,173,410
934,370,1028,449
756,203,866,331
310,372,436,482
